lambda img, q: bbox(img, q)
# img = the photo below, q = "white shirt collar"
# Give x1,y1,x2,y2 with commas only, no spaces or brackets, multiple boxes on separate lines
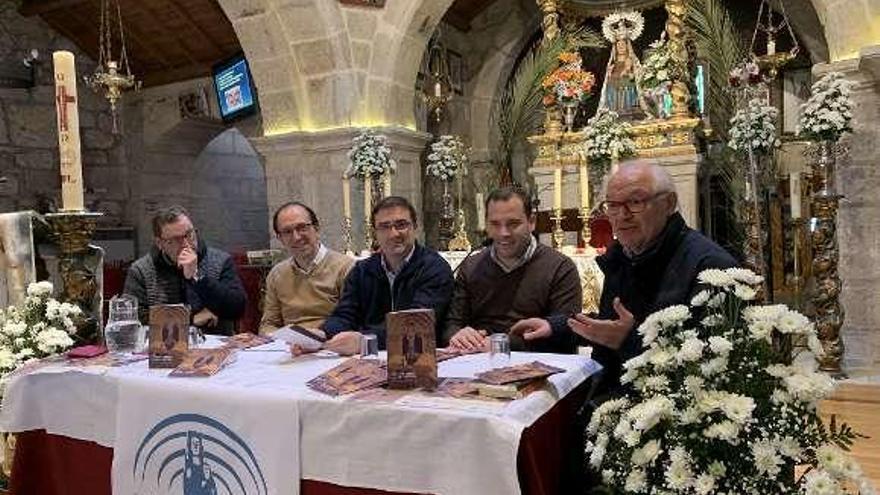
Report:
292,243,327,275
381,244,415,282
490,235,537,273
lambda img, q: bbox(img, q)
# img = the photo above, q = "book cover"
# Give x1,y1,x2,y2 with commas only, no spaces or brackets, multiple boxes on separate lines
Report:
222,332,273,349
386,308,437,390
169,348,236,377
306,358,387,396
148,305,190,368
475,361,565,386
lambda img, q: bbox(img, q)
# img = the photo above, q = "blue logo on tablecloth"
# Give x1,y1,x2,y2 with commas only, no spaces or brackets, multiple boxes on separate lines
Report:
133,413,267,495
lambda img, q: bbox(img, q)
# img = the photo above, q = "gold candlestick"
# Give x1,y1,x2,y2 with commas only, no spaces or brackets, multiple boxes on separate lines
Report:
341,216,353,255
551,209,565,249
578,206,594,252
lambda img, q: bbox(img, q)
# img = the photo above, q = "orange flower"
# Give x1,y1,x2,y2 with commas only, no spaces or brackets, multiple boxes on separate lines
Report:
558,52,580,65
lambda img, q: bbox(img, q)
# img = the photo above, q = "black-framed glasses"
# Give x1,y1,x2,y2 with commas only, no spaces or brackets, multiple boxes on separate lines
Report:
277,222,314,238
161,228,197,246
375,220,413,232
600,192,670,216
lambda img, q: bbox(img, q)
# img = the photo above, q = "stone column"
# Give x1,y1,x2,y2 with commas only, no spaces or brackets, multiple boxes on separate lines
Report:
813,47,880,377
250,126,431,252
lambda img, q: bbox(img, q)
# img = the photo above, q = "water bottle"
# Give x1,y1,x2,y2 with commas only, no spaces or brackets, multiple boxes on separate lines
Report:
105,295,142,353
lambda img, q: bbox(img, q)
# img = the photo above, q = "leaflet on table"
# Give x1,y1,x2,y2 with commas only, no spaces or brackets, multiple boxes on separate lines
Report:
307,358,387,396
169,348,237,377
222,332,274,349
271,326,326,351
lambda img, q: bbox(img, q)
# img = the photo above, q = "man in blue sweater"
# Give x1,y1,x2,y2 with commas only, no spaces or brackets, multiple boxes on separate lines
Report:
321,196,454,354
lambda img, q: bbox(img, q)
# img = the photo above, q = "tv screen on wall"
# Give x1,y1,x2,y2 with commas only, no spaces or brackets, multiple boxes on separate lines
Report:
212,53,258,122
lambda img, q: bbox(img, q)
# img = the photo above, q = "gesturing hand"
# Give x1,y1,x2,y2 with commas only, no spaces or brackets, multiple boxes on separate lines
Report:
178,247,198,280
509,318,551,342
567,297,634,350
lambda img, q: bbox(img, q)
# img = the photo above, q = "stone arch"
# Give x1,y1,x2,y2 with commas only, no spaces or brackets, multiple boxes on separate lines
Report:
809,0,880,61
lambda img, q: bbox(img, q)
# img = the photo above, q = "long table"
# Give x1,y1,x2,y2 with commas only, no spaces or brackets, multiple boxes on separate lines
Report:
1,341,600,495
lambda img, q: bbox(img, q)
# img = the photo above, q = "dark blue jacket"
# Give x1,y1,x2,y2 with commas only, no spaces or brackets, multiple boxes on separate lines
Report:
592,212,738,390
321,243,454,349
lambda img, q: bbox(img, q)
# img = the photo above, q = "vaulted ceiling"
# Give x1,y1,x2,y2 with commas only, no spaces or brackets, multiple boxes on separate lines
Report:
19,0,242,87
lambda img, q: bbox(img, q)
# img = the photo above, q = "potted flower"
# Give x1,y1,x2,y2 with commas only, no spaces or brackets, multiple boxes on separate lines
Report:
347,129,397,201
542,51,597,131
637,34,675,119
586,268,874,495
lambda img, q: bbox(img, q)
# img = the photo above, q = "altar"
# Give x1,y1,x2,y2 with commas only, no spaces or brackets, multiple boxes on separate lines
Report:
0,338,601,495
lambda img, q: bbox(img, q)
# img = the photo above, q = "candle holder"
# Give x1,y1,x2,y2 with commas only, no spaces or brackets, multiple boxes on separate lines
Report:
578,206,595,253
341,215,354,255
448,208,471,252
44,210,104,343
551,209,565,249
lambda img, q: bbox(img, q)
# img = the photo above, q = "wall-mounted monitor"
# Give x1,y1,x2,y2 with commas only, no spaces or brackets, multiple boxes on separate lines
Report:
212,53,258,122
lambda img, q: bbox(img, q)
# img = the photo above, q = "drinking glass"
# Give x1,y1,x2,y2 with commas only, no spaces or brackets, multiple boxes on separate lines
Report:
360,334,379,359
489,333,511,368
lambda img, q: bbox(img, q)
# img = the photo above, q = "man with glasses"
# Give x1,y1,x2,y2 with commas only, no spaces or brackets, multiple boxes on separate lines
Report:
444,186,582,353
259,202,354,334
319,196,454,355
124,205,246,335
567,163,737,390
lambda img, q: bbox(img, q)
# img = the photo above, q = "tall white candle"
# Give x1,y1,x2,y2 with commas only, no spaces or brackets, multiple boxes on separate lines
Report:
383,172,391,198
579,163,590,209
789,172,802,219
364,172,372,223
475,192,485,231
53,51,84,211
342,176,351,219
553,168,563,211
767,39,776,56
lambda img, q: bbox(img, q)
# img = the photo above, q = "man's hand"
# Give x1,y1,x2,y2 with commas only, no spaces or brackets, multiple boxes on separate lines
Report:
567,297,634,350
178,247,198,280
449,327,488,352
193,308,218,328
324,331,362,356
509,318,551,342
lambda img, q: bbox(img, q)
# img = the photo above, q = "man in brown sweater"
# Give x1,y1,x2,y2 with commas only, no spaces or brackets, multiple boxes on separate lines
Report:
259,202,354,334
444,186,582,353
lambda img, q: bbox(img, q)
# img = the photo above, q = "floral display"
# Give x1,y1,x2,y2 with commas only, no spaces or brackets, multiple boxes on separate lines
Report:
346,129,397,178
637,35,674,94
728,98,780,154
426,135,468,181
583,107,636,164
542,51,597,107
0,281,80,381
797,72,855,143
728,60,765,88
586,267,875,495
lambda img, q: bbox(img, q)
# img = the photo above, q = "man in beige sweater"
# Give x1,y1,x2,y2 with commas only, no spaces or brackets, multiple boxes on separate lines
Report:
259,202,354,334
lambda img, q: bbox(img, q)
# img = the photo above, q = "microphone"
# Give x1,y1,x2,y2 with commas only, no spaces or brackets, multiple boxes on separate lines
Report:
452,238,492,276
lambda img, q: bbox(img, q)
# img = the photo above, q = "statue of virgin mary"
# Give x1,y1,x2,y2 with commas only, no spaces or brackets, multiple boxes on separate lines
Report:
599,10,646,120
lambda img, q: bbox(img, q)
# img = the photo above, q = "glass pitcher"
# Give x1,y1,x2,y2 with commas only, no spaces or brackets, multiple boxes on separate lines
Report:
105,295,142,353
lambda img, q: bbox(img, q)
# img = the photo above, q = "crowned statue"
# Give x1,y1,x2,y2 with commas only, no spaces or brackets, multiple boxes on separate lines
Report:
599,11,646,120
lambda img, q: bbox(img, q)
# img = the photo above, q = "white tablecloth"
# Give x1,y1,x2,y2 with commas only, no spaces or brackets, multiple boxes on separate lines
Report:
1,339,601,495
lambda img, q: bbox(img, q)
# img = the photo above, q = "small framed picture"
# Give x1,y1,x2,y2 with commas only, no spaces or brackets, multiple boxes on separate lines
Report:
783,69,812,134
447,50,463,95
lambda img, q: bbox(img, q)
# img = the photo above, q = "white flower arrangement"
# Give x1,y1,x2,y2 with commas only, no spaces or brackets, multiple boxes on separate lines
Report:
587,267,876,495
583,107,636,165
426,135,468,181
0,281,80,379
728,98,781,154
345,129,397,179
797,72,855,143
637,35,674,93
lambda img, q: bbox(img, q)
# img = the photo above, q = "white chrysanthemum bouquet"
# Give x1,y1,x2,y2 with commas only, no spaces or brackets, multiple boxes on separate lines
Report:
728,98,781,154
0,281,80,379
586,268,875,495
583,108,636,166
637,35,674,96
797,72,854,143
426,135,468,181
346,129,397,179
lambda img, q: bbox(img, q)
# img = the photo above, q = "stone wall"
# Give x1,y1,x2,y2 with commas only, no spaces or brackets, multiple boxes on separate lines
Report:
0,1,129,225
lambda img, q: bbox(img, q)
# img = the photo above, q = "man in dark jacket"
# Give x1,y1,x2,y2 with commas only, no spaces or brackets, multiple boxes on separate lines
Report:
566,163,737,390
123,205,247,335
321,196,454,354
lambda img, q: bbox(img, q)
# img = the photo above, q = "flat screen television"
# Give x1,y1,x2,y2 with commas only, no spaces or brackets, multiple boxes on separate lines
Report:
212,53,258,122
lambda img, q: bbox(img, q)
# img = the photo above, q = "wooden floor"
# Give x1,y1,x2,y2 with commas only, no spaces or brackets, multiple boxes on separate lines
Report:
819,380,880,487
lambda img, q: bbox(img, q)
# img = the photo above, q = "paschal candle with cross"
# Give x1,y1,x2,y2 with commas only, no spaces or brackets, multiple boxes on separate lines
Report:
53,51,84,212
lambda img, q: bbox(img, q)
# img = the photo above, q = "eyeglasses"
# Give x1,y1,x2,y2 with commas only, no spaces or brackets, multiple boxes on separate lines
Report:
600,192,670,216
161,228,197,246
375,220,413,232
277,223,314,238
